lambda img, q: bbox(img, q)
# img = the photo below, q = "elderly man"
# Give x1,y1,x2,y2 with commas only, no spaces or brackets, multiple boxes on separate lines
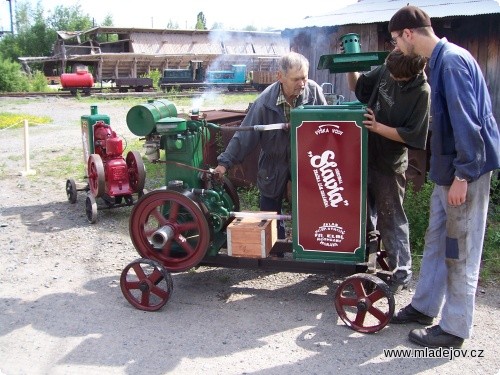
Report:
214,52,327,242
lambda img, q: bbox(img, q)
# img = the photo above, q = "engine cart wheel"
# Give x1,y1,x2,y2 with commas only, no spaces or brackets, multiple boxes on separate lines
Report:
120,258,173,311
334,273,395,333
85,193,98,224
66,178,77,204
126,150,146,193
88,154,105,198
129,190,211,272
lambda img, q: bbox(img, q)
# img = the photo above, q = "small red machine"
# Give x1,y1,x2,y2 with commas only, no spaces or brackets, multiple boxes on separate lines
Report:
66,106,146,223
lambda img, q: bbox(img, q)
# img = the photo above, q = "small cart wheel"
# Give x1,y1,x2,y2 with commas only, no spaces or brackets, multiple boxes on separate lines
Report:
126,150,146,193
66,178,77,204
334,273,395,333
88,154,105,198
85,193,98,224
120,258,173,311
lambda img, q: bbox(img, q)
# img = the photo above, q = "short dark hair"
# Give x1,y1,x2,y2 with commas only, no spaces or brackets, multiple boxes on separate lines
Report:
389,5,432,32
385,50,426,79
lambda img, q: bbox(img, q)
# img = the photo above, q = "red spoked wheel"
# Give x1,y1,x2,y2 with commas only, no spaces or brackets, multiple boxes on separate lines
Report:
129,189,211,272
88,154,105,198
120,258,173,311
334,273,395,333
126,150,146,193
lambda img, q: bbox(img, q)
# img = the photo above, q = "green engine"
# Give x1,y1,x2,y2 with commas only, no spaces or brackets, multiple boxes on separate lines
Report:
126,99,239,272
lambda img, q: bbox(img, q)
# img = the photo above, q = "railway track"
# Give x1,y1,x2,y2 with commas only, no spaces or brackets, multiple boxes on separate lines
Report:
0,89,258,99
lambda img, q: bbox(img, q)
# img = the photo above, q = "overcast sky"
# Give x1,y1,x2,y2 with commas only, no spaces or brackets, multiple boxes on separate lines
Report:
0,0,357,32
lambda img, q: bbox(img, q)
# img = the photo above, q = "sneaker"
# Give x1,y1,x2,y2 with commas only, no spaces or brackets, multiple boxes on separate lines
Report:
391,304,434,325
409,325,464,348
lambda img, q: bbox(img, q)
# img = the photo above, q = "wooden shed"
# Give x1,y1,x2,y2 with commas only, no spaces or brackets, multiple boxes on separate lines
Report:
19,27,290,83
283,0,500,123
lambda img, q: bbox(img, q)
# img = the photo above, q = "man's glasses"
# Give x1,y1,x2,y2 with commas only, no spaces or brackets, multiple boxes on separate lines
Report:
390,32,403,46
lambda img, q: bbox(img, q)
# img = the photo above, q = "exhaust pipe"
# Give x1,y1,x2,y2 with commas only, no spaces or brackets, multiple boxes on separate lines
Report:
150,225,175,249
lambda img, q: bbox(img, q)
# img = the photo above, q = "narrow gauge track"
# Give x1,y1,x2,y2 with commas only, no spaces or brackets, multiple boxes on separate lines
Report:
0,89,258,99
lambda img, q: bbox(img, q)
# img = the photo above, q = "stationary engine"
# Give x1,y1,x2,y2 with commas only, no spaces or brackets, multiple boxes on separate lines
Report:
66,105,145,223
126,100,239,272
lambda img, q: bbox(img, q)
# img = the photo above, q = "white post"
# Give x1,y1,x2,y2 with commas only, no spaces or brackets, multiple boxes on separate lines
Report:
21,119,36,176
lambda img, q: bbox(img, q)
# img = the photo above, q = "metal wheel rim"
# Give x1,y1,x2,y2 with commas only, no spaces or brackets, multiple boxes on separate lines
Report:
120,258,173,311
334,273,395,333
129,190,211,272
88,154,105,198
85,193,98,224
126,150,146,193
66,178,77,203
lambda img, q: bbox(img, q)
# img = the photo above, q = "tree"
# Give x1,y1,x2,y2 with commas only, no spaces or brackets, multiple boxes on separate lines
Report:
166,19,179,29
211,22,224,30
195,12,207,30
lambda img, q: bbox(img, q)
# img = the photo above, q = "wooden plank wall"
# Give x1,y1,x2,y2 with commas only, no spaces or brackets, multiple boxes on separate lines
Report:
288,14,500,123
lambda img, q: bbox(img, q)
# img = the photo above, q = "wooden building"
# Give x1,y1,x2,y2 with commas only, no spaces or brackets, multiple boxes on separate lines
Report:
19,27,290,83
284,0,500,123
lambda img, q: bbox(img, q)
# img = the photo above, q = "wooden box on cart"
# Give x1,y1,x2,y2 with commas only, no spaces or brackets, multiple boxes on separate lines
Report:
227,214,277,258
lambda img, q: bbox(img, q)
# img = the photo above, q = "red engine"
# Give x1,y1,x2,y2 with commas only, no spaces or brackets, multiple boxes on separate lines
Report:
87,121,145,199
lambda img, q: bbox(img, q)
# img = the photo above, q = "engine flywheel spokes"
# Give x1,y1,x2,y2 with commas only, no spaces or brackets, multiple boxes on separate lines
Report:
88,154,105,198
129,190,210,272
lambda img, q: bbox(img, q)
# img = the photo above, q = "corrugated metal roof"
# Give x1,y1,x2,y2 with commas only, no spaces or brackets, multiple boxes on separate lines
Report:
294,0,500,28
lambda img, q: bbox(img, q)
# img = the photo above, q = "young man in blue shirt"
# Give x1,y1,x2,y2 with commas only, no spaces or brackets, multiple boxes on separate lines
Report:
388,5,500,348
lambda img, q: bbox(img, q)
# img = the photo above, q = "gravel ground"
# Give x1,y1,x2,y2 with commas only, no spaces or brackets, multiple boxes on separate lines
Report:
0,96,499,375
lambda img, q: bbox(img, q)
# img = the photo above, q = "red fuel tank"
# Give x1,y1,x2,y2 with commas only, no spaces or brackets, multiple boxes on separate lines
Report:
60,71,94,88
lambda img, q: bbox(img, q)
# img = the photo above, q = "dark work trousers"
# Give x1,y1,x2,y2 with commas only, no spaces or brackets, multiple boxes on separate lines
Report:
366,168,411,285
260,194,286,239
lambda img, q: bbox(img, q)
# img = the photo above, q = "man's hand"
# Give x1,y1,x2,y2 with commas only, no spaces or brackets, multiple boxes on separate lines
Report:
448,178,467,206
363,108,380,132
213,165,227,180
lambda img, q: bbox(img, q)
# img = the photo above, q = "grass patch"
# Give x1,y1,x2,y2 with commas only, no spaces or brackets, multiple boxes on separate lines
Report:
0,112,52,130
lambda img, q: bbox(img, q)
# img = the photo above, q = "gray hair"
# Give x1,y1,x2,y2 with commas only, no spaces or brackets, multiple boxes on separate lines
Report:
279,52,309,74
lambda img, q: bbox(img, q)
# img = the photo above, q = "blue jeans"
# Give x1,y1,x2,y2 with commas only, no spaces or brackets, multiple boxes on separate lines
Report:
411,172,492,339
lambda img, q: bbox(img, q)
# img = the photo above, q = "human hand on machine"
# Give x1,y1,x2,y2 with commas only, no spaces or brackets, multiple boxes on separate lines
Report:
362,107,380,132
213,165,227,180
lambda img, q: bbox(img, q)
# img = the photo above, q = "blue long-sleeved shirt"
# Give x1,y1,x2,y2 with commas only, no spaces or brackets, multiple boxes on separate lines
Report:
428,38,500,185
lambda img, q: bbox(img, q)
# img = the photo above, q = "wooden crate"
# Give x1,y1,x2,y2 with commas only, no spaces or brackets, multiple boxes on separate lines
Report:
227,215,277,258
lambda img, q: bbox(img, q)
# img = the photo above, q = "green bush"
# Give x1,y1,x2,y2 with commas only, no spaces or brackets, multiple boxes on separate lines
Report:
142,69,162,90
404,175,500,282
0,59,30,92
30,70,50,92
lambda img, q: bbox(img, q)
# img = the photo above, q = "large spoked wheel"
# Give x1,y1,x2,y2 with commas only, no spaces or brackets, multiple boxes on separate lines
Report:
88,154,105,198
66,178,77,203
334,273,395,333
85,193,98,224
120,258,173,311
126,150,146,193
129,190,211,272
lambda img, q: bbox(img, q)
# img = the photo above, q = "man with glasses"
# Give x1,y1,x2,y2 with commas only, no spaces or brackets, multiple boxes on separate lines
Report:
388,5,500,348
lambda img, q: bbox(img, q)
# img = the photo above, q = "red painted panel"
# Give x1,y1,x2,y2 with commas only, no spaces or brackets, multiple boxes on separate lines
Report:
295,121,363,253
